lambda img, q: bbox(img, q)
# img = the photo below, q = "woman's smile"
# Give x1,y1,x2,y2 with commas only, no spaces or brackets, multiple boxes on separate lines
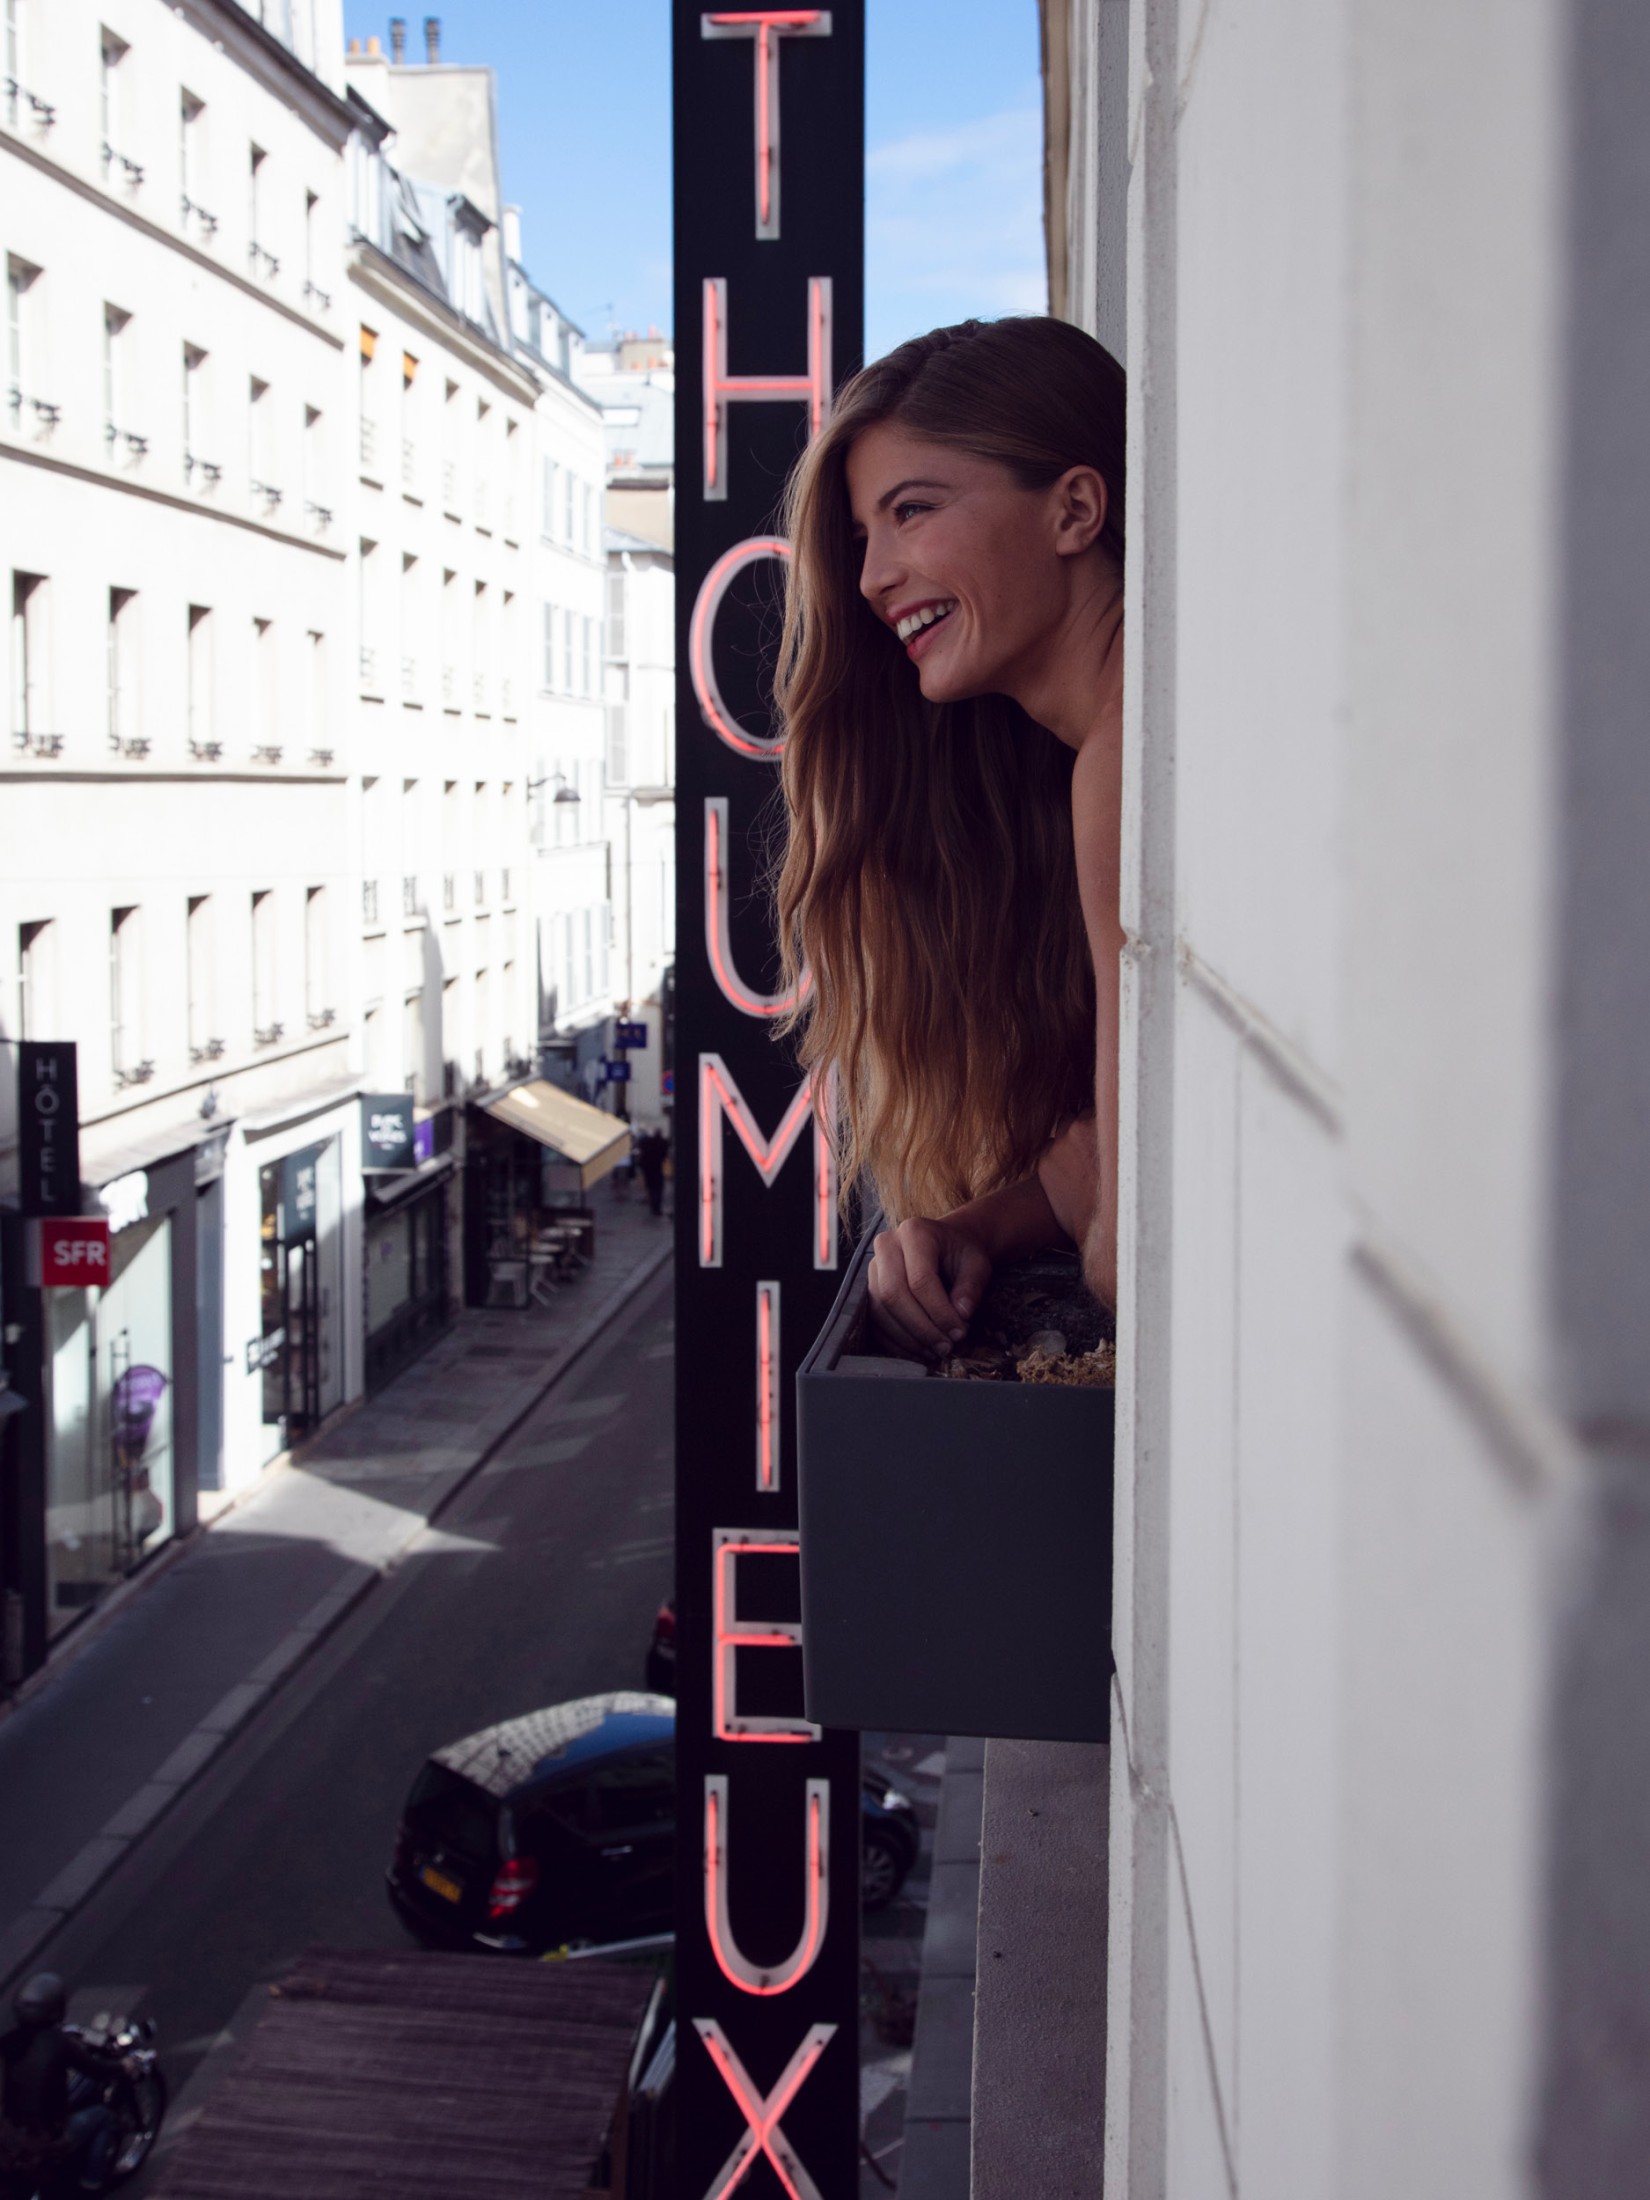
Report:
892,599,958,657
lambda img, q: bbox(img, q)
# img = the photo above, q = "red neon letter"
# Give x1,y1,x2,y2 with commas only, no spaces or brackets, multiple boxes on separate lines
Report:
691,544,791,758
704,1774,829,1994
755,1280,781,1490
701,276,831,502
693,2018,837,2200
705,797,807,1009
713,1527,817,1741
698,1054,836,1271
700,11,832,242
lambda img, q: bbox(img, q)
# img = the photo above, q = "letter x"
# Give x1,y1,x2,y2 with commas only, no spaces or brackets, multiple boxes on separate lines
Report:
693,2019,836,2199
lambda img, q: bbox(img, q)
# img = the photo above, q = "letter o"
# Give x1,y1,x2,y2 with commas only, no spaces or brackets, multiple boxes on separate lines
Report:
689,536,790,759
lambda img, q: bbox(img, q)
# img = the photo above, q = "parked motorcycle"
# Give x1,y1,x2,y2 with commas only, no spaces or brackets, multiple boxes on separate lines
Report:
0,2014,167,2198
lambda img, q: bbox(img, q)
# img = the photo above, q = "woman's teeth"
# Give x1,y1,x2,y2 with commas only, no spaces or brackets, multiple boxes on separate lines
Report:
896,602,955,643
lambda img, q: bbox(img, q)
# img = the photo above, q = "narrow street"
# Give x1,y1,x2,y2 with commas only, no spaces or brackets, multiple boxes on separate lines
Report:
26,1270,679,2149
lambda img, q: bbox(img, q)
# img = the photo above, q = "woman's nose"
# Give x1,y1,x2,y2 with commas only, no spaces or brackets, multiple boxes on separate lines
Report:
858,528,901,607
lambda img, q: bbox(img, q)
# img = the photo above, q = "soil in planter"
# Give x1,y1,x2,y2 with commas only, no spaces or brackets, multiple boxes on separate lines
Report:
854,1248,1116,1387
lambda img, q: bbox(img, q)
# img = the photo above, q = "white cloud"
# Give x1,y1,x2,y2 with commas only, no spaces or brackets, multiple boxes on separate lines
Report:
865,98,1046,359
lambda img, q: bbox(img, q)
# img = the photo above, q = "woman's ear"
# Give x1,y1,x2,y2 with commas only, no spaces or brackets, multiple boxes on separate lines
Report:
1052,465,1109,558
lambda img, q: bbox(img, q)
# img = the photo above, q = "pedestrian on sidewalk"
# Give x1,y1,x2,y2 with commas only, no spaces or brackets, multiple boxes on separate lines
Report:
636,1130,669,1218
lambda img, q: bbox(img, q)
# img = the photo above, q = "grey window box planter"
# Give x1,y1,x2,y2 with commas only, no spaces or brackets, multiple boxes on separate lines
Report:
798,1230,1114,1743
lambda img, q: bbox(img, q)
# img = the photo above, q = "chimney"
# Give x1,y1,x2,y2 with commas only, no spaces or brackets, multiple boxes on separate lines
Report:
366,34,381,54
347,36,361,53
424,16,441,62
389,17,406,61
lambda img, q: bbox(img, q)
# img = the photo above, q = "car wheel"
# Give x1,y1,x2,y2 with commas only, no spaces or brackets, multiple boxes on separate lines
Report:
861,1832,907,1912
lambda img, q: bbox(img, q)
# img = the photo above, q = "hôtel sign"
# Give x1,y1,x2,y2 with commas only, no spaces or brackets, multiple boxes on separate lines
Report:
673,9,864,2196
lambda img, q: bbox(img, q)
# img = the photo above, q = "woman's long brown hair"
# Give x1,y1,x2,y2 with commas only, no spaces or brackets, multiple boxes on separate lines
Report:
772,316,1126,1224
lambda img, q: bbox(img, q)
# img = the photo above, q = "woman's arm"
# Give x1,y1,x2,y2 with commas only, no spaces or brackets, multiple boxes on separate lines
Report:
868,1112,1102,1357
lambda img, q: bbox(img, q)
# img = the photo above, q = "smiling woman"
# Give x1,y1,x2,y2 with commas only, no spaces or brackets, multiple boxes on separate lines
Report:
773,316,1126,1356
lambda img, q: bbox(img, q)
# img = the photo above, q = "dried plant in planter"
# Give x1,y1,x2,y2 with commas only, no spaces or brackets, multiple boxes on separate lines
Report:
928,1251,1116,1387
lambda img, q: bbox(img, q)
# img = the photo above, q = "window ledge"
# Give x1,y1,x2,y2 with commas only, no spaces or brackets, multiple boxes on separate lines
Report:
970,1737,1109,2197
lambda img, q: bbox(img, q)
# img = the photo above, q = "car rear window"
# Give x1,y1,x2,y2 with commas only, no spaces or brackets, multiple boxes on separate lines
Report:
405,1762,499,1861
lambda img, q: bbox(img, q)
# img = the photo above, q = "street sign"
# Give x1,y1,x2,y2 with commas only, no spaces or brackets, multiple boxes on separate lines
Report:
36,1216,110,1287
673,8,865,2195
605,1060,632,1084
361,1093,416,1171
616,1020,649,1049
17,1041,81,1218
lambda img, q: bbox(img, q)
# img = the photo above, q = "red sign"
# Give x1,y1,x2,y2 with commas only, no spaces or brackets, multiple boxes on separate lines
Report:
38,1216,111,1286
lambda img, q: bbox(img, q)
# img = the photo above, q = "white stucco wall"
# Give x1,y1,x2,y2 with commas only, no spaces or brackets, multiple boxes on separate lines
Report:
1069,0,1633,2193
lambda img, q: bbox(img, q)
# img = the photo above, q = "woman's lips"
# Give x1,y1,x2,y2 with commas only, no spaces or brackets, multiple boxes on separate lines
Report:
904,608,954,662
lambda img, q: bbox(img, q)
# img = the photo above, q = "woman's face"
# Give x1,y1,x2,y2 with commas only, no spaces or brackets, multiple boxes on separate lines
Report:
845,422,1102,706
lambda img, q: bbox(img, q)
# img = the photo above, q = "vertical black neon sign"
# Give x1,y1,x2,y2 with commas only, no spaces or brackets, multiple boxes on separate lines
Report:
673,8,864,2196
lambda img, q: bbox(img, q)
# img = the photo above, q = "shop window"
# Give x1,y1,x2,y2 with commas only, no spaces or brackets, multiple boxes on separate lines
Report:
44,1211,175,1633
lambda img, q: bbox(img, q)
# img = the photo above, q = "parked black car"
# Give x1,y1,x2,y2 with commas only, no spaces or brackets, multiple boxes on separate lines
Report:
387,1692,918,1954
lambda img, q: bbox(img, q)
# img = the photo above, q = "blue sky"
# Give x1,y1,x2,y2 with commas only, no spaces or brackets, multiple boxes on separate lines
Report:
340,1,1045,361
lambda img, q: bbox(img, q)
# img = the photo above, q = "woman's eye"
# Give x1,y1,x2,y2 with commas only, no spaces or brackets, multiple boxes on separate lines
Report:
892,501,928,524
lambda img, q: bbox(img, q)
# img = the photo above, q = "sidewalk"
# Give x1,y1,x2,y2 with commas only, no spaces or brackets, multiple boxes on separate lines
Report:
0,1186,673,1991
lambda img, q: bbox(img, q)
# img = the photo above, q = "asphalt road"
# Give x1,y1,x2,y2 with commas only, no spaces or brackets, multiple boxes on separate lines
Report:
30,1268,679,2140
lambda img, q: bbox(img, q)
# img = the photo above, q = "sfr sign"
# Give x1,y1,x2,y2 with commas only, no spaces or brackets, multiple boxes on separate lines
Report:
34,1217,112,1287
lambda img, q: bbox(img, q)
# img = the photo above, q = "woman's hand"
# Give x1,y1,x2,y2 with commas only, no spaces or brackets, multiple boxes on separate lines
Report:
868,1215,994,1360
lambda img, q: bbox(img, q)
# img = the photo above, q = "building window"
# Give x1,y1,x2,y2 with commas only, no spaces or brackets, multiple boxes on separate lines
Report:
359,323,379,471
179,92,211,236
607,567,626,660
11,570,47,747
401,349,418,493
248,143,275,276
404,989,423,1097
359,537,378,686
501,589,517,716
303,405,326,526
251,888,278,1043
582,909,595,1002
305,885,328,1027
561,607,574,695
308,629,326,751
581,615,594,698
303,188,321,304
249,375,277,501
606,699,629,788
472,580,489,714
107,586,137,751
541,600,557,691
109,904,142,1082
101,304,130,445
187,603,212,752
186,894,215,1060
542,458,558,541
400,553,418,701
442,377,460,511
6,255,43,427
99,29,131,176
562,468,575,545
182,343,212,482
252,617,275,754
17,916,53,1040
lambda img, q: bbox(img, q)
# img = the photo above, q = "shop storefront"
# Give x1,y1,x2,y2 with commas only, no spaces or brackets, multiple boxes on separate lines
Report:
361,1097,455,1393
0,1091,226,1678
462,1079,630,1308
253,1136,345,1454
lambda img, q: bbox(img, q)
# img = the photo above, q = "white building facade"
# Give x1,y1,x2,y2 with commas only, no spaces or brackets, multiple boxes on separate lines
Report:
0,0,363,1678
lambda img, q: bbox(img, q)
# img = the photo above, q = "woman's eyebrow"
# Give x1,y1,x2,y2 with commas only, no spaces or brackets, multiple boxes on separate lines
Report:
875,477,949,513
